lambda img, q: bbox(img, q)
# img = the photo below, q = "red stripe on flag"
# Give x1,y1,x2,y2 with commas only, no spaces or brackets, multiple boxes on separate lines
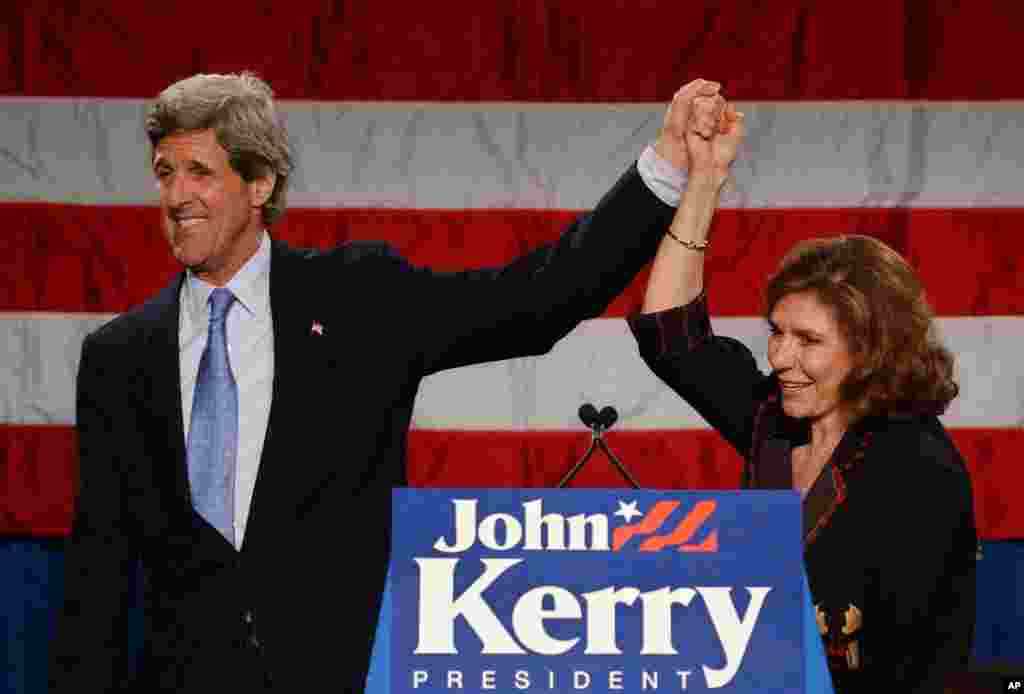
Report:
0,425,77,538
3,425,1020,539
4,2,1023,100
409,428,1024,541
3,203,1023,316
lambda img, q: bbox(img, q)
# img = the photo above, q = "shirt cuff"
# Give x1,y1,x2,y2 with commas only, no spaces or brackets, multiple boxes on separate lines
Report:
626,290,713,358
637,143,688,207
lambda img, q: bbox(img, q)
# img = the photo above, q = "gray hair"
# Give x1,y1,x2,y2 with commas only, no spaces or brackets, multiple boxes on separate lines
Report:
145,72,294,225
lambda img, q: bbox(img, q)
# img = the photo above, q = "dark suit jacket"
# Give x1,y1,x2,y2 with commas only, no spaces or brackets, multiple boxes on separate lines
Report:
628,292,977,694
50,165,675,692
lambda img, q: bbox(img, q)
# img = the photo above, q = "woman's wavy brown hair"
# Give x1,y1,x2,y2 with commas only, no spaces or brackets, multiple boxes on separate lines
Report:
764,235,958,422
145,71,293,225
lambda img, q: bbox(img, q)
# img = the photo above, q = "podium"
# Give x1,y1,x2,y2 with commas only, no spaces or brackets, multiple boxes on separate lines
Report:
368,489,834,693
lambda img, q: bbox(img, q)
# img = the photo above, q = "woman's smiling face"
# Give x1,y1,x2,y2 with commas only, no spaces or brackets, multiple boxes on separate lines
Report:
767,290,855,425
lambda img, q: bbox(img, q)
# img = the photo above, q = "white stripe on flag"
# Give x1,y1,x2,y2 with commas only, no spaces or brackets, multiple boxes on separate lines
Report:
2,99,1023,209
3,315,1021,429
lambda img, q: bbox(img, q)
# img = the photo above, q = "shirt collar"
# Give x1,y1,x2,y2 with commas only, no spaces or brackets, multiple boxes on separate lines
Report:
182,231,272,329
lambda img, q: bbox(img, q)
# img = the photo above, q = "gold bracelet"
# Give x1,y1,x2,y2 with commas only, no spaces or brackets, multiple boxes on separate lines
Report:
666,227,709,251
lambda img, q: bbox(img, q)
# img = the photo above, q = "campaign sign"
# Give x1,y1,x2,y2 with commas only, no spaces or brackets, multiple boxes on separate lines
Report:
389,489,807,693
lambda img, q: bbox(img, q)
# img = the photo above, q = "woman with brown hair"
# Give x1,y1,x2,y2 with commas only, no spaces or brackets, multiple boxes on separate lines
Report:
629,98,976,692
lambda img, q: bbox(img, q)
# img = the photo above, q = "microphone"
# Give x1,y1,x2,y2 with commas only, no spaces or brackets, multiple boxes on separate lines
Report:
578,404,618,432
578,403,600,429
598,406,618,430
557,403,639,489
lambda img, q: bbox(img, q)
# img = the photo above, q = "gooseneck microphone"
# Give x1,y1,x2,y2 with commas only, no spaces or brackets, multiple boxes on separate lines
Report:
557,403,640,489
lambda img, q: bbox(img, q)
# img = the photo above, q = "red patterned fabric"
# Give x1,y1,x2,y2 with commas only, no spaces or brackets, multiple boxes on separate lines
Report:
3,2,1023,100
4,427,1019,538
4,204,1023,316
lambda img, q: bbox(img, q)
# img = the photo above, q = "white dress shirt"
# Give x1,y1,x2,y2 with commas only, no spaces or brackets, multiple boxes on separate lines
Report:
638,144,689,206
180,231,274,549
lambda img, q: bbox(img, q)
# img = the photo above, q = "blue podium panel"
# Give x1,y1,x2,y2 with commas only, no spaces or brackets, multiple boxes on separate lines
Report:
377,489,831,694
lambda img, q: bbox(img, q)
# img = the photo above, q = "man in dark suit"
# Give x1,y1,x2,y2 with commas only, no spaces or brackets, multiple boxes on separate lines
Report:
49,71,725,692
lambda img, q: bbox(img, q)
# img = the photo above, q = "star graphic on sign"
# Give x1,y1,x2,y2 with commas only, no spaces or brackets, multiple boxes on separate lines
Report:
614,500,642,522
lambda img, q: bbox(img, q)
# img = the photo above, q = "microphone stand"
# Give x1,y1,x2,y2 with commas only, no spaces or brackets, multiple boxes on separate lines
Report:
557,405,640,489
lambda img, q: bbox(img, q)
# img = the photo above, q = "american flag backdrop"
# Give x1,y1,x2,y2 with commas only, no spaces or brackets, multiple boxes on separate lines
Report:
2,1,1023,547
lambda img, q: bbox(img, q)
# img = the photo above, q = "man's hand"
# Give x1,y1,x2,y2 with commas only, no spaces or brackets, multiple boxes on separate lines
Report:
653,78,723,172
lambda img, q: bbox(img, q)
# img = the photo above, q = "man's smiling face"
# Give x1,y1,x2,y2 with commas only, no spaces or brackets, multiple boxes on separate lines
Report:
153,128,269,286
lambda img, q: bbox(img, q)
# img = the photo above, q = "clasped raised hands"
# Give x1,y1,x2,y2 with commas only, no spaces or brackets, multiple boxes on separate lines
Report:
654,78,745,188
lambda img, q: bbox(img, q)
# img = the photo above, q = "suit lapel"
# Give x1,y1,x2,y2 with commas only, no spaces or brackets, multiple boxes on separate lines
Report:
142,273,192,509
747,389,808,490
241,239,313,554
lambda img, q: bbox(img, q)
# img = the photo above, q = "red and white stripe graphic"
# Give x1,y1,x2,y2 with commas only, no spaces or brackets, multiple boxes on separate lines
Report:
2,2,1022,539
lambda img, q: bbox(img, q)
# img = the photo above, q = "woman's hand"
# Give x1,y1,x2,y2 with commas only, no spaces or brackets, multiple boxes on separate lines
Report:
686,99,745,188
641,88,746,313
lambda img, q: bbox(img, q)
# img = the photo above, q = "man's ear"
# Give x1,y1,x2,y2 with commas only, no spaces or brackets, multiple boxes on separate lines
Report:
249,173,276,209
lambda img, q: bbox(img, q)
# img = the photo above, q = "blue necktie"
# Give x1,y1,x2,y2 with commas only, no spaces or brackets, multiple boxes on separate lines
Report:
187,287,238,545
